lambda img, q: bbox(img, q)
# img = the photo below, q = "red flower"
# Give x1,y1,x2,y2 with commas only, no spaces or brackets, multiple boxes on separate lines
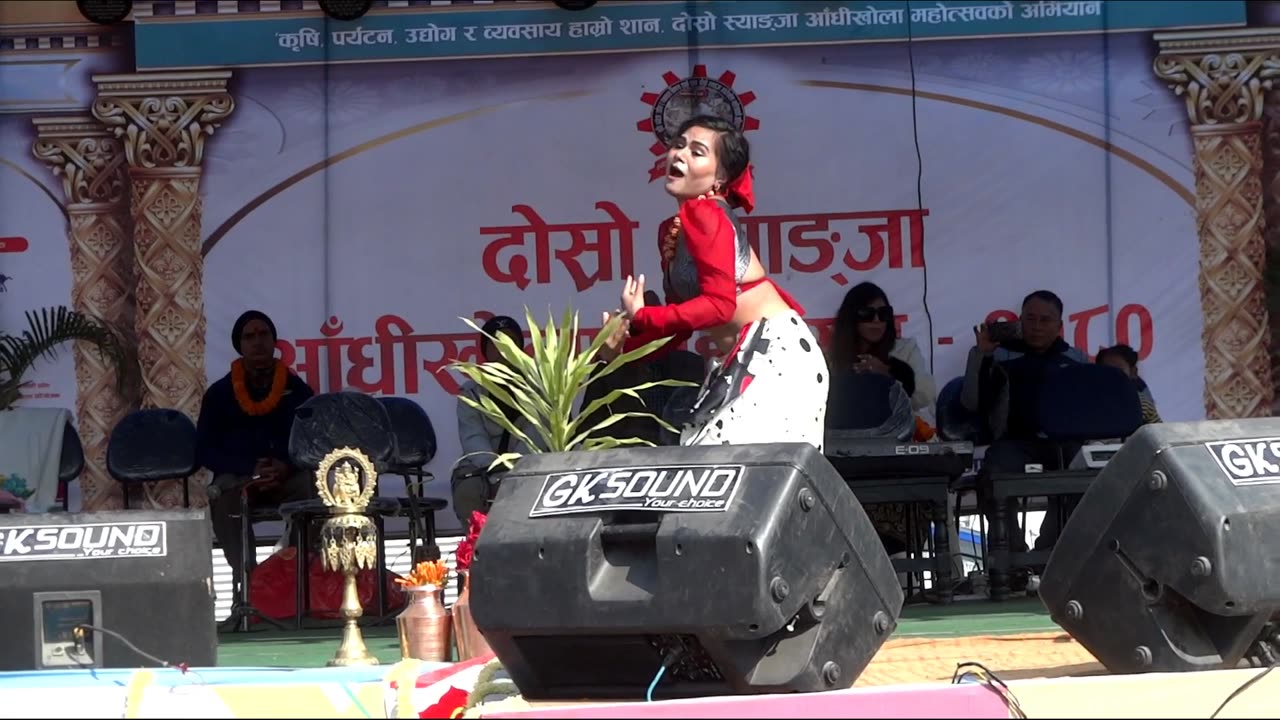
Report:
454,540,474,572
455,511,488,572
468,511,488,538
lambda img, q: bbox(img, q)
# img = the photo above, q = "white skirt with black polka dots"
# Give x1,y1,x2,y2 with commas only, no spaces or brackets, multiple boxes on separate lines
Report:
680,310,828,452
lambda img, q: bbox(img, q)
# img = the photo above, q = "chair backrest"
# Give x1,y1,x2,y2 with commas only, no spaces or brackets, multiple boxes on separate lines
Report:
107,409,198,483
289,391,396,471
378,396,437,468
936,376,984,443
1036,363,1144,441
825,370,915,441
59,422,85,483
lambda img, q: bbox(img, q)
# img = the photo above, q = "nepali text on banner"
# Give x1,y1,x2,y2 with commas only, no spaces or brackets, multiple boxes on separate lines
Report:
133,0,1247,70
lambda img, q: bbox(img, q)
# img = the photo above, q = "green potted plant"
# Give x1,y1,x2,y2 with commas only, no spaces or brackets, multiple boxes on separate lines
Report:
0,306,129,411
450,307,696,468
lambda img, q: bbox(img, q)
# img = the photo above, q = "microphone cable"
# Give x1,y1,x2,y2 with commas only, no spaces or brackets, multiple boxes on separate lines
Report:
904,1,936,372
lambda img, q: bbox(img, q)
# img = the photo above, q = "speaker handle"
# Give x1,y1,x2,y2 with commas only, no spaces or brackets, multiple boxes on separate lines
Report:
600,522,660,544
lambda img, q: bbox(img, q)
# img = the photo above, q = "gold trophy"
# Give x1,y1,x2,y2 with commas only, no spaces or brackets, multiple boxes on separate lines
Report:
315,447,381,667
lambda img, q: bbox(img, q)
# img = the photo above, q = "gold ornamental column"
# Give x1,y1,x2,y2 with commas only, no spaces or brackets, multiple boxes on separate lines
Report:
1154,31,1280,419
92,72,234,509
31,116,140,512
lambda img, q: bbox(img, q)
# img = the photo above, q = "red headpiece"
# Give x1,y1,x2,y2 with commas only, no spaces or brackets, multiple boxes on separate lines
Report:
725,164,755,214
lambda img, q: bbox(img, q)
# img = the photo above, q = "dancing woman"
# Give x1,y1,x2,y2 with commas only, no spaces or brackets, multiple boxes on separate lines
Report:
610,115,828,450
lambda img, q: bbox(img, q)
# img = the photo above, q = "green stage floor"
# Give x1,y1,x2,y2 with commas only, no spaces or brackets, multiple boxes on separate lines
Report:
215,598,1059,668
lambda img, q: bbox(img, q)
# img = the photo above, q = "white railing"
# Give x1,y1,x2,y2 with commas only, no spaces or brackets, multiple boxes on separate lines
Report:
212,535,464,622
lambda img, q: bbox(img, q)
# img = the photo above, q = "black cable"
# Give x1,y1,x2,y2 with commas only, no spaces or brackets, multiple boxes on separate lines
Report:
74,624,190,673
953,661,1027,719
904,2,935,373
1209,662,1277,719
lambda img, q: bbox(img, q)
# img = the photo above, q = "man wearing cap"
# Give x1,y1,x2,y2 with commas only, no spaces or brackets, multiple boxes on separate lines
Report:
451,315,533,524
196,310,315,585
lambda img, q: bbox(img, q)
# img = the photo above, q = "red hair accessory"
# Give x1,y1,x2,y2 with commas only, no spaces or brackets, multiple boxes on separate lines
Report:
725,164,755,214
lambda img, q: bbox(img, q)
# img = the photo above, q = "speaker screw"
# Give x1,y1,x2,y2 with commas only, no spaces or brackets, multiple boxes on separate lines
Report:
1065,600,1083,621
873,611,890,634
1148,471,1167,491
771,577,790,602
1133,645,1152,668
822,661,841,686
1191,557,1212,577
799,489,815,512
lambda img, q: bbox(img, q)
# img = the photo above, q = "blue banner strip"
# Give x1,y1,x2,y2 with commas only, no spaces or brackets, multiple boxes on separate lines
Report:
133,1,1247,70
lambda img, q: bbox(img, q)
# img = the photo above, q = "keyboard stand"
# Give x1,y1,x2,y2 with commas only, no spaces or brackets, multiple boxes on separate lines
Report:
843,474,957,604
987,468,1099,600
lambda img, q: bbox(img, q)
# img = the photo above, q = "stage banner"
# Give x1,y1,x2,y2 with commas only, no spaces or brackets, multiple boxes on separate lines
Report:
4,2,1278,522
129,0,1247,70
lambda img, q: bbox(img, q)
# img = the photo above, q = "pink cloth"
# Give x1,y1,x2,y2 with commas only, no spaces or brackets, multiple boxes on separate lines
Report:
481,682,1010,719
0,489,24,512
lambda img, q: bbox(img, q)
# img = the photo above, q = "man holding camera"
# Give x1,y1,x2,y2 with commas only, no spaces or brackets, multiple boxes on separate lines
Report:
961,291,1085,579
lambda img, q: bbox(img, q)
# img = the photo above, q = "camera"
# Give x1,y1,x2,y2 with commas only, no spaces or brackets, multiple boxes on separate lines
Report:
987,320,1021,345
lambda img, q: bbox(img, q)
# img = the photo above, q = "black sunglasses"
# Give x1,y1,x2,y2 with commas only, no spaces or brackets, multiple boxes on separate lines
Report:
855,305,894,323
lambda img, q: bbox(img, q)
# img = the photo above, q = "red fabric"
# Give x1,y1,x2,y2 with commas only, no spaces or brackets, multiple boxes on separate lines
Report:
726,164,755,214
419,686,470,719
631,197,737,338
249,546,405,620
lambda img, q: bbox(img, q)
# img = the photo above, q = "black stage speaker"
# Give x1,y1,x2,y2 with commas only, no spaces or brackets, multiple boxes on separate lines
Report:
469,443,904,700
319,0,373,22
0,510,217,671
76,0,133,25
1040,420,1280,674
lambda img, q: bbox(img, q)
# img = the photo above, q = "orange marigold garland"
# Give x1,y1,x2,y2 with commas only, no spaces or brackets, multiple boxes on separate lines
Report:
231,359,288,416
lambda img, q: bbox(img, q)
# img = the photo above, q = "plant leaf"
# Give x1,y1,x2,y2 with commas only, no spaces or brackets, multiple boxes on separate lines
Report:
457,393,544,455
487,452,523,472
572,378,699,438
567,411,679,451
0,306,130,411
583,436,658,451
448,304,701,460
590,334,687,388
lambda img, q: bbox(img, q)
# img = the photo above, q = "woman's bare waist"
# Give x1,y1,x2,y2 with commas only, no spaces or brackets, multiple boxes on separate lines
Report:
708,280,793,355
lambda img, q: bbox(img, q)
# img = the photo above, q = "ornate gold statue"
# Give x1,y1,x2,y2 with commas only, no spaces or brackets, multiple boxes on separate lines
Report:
315,447,381,667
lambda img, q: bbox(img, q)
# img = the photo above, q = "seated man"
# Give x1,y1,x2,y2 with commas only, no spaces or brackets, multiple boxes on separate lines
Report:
197,310,314,585
451,315,535,525
961,290,1085,558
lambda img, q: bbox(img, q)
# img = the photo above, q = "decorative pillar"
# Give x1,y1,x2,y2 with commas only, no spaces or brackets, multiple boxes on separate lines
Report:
1154,31,1280,419
31,116,140,512
1261,87,1280,414
92,71,234,509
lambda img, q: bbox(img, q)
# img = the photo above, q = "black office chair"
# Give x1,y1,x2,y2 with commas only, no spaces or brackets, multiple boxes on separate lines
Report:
936,376,987,444
379,396,448,562
57,422,85,512
106,409,198,509
282,391,400,628
826,370,914,440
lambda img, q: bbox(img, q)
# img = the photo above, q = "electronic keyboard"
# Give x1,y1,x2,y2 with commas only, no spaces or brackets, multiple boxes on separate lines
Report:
824,432,975,479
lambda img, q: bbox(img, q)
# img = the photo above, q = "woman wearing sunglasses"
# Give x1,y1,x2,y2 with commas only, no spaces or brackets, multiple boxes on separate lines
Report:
829,281,937,422
829,281,939,560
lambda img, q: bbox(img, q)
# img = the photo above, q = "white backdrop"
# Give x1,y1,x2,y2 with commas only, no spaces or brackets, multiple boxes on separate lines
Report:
0,34,1204,530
